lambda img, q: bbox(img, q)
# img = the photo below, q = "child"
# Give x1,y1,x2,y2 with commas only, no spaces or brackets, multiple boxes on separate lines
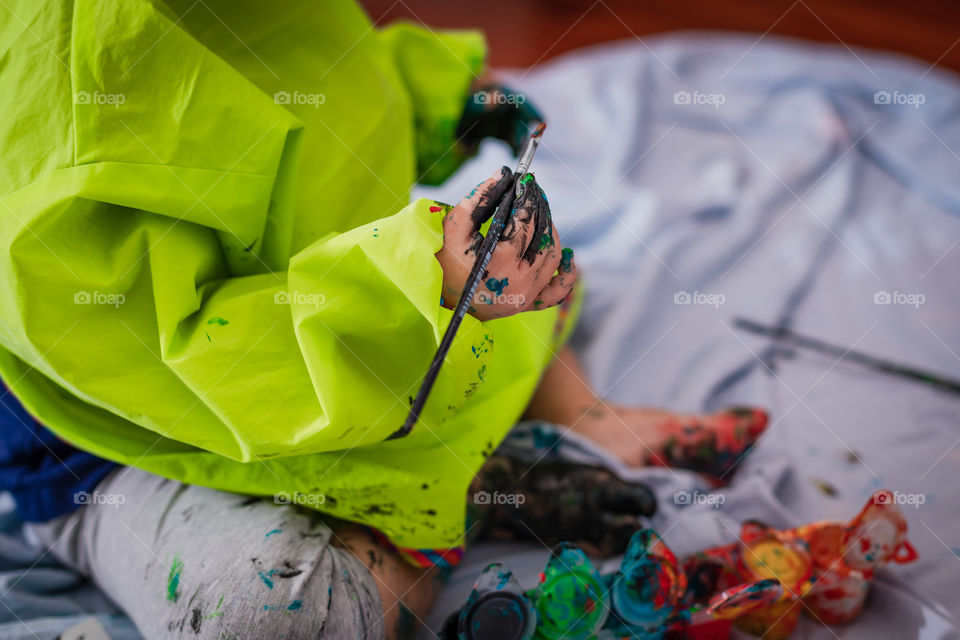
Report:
0,1,767,637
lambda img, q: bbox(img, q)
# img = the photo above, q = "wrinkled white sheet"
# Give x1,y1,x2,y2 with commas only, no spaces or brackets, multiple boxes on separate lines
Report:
418,32,960,640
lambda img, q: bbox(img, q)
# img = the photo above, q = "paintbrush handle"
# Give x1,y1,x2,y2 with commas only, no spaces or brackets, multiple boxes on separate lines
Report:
734,317,960,395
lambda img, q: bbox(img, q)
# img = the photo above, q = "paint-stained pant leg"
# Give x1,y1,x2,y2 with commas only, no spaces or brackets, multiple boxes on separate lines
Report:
27,467,385,639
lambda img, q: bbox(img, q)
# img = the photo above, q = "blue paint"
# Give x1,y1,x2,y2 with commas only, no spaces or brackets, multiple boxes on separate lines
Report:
471,334,492,358
496,569,511,590
265,529,282,538
485,277,508,296
262,599,302,613
530,424,563,450
611,530,673,628
259,572,275,589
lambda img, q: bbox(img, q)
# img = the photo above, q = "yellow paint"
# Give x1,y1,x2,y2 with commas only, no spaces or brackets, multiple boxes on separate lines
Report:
743,540,808,587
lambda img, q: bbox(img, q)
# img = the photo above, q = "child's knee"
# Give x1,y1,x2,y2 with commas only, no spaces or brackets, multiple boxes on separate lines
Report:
197,545,384,639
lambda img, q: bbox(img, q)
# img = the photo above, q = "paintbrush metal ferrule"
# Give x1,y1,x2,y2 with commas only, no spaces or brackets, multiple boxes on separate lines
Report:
515,122,545,177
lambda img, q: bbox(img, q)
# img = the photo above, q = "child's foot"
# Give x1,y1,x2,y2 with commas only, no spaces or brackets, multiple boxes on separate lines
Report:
572,404,769,485
642,407,769,486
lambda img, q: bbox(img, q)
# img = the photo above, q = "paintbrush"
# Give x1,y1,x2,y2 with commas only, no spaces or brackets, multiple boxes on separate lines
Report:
390,123,547,440
734,317,960,395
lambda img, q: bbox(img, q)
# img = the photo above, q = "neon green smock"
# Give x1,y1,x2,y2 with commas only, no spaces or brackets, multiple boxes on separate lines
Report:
0,0,576,548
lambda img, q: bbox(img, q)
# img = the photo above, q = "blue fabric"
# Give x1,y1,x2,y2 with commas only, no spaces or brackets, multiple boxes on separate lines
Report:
0,382,118,523
0,493,139,639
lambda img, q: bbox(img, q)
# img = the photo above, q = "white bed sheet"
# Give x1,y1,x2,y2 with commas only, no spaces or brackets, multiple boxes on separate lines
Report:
417,32,960,639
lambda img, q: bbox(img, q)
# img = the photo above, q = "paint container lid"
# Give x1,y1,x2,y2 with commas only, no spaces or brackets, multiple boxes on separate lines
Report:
462,593,535,640
458,563,536,640
740,538,811,591
534,543,609,640
737,521,812,593
611,529,684,628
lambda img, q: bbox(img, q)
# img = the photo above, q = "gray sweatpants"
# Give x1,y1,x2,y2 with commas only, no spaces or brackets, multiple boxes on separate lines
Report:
28,467,384,639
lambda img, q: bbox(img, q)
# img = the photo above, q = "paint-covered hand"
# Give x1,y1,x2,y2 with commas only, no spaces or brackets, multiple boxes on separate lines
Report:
456,82,543,157
469,455,657,558
435,167,577,321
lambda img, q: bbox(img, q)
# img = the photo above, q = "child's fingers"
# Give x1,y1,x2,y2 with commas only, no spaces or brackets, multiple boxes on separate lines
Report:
470,166,514,231
532,248,577,309
442,166,513,249
519,182,554,266
499,174,550,267
528,222,562,297
483,187,525,281
600,477,658,517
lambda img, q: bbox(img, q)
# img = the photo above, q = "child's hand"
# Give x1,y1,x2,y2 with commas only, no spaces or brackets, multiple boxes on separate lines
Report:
435,167,577,320
470,454,657,558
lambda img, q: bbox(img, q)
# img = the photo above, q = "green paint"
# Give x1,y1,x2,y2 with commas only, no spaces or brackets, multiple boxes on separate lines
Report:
538,231,555,250
560,247,574,272
535,544,608,638
207,316,229,326
204,595,225,619
166,556,183,603
515,172,536,201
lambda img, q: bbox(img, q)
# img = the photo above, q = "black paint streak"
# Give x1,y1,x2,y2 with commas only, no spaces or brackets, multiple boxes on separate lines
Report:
234,496,260,508
394,602,417,640
470,166,513,228
507,178,552,265
190,608,202,634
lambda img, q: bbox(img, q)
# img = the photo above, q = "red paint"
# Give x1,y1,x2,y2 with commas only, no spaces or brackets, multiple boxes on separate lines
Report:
821,588,848,600
429,205,443,213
